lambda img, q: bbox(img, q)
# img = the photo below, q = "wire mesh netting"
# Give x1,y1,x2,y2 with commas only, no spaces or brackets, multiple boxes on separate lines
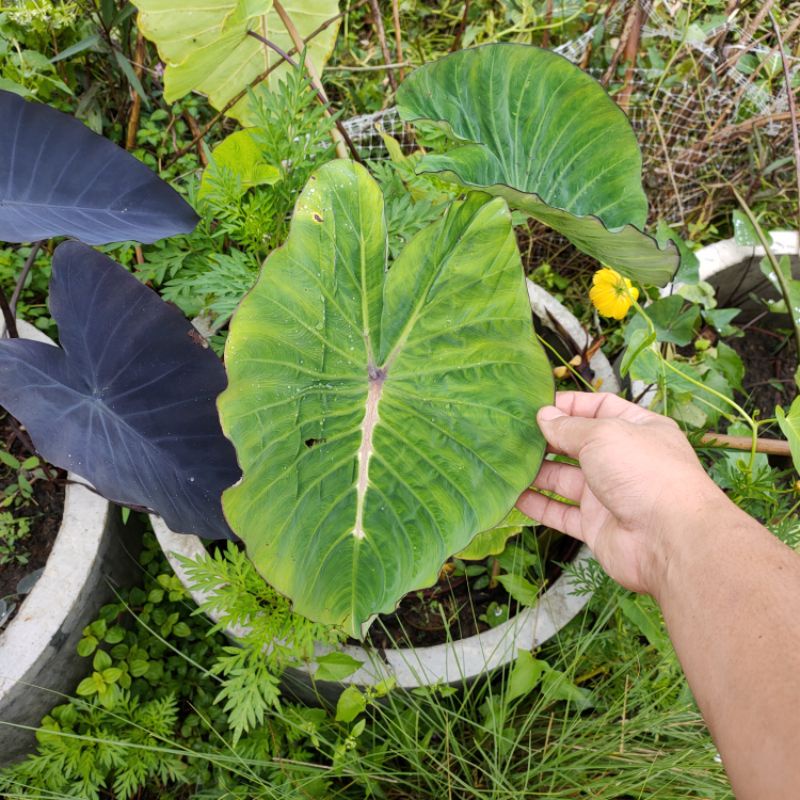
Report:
342,1,798,242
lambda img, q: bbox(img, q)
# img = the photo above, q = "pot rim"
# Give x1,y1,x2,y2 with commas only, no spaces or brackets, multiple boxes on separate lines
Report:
692,229,798,285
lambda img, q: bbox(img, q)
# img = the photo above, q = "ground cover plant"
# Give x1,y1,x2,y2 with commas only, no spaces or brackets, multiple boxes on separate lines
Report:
1,1,799,797
0,530,742,800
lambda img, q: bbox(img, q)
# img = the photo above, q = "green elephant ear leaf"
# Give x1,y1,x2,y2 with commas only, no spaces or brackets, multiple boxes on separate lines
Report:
396,44,678,286
219,161,553,637
135,0,340,124
456,506,533,560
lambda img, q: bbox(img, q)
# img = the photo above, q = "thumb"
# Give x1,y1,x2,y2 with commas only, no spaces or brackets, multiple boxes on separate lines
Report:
537,405,597,459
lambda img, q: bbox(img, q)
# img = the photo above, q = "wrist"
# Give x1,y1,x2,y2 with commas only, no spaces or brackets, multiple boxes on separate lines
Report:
645,483,748,605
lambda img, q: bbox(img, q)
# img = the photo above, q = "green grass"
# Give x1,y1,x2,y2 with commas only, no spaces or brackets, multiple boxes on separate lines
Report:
0,549,734,799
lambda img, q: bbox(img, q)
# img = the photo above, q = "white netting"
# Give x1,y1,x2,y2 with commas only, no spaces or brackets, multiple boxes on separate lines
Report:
342,1,798,231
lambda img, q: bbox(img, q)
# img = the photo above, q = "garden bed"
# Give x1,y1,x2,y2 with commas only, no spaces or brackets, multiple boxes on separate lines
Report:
363,529,579,650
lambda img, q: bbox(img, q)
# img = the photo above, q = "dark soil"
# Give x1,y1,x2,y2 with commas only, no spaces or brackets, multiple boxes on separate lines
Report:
0,412,65,624
362,529,581,650
728,326,798,418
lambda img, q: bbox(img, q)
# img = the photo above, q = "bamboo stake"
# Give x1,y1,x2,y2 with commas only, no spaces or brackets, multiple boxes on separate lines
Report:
700,433,791,457
391,0,405,81
617,0,643,112
367,0,398,91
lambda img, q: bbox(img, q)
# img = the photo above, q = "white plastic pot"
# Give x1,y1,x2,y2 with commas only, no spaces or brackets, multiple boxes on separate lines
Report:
154,281,617,693
0,320,138,763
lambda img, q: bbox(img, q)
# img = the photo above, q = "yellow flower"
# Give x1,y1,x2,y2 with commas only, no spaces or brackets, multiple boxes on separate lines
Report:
589,267,640,320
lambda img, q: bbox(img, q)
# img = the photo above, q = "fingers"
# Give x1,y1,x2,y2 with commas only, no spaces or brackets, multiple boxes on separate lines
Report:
533,460,585,504
553,391,657,424
536,406,600,459
516,489,584,542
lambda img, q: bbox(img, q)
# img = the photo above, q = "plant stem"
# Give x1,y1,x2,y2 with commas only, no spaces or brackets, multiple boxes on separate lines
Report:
271,0,351,160
245,31,362,163
367,0,397,91
326,62,410,72
451,0,470,52
732,186,800,357
125,31,145,151
10,241,43,317
617,0,643,111
536,335,598,393
0,287,18,339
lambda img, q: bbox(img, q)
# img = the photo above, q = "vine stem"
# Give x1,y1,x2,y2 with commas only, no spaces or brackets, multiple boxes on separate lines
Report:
536,335,597,393
731,186,800,357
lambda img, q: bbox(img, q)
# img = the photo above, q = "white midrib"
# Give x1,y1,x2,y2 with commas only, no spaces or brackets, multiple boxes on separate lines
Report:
352,375,384,540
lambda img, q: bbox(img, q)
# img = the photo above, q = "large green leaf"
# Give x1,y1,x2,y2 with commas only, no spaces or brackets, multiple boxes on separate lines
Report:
776,397,800,475
219,161,552,636
135,0,340,123
396,44,678,286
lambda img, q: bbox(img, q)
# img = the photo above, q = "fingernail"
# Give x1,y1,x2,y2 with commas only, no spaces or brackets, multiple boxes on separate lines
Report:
537,405,565,422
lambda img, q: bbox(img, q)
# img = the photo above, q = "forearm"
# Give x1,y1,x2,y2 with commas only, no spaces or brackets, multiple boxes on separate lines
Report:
654,498,800,800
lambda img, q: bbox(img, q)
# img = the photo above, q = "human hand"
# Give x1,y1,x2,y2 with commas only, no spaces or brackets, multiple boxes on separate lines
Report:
517,391,729,598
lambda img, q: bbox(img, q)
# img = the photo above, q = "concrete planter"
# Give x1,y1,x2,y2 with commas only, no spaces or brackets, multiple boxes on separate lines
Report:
685,230,799,312
154,281,616,692
0,320,138,764
639,229,800,311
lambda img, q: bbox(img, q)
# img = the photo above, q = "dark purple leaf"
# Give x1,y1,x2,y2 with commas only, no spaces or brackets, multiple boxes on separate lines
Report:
0,90,198,244
0,242,240,539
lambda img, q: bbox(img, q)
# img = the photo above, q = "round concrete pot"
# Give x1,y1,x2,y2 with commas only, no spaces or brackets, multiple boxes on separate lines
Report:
632,230,800,405
695,231,800,298
0,320,138,764
154,281,617,694
686,230,799,311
